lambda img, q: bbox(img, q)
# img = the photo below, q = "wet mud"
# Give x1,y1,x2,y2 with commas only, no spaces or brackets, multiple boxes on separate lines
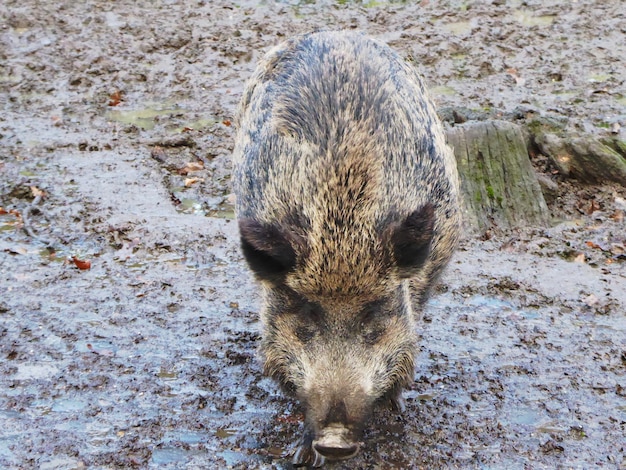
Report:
1,1,625,469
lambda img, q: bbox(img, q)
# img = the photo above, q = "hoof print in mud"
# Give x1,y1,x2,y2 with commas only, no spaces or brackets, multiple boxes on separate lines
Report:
233,30,460,464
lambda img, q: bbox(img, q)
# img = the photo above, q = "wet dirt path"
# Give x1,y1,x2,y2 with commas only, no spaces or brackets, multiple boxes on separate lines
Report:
1,1,625,468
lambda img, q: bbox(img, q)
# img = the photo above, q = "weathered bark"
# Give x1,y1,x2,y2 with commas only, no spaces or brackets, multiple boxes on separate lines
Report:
446,120,550,233
534,133,626,185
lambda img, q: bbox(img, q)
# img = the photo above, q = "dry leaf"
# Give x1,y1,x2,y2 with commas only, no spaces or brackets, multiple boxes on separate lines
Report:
581,294,599,307
223,119,232,127
574,253,586,263
587,200,601,214
108,90,122,106
30,186,45,198
71,256,91,270
179,161,204,175
609,210,624,222
585,241,602,250
184,177,202,187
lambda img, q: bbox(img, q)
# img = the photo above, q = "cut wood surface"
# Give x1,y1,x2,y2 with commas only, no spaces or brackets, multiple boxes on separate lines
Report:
447,120,550,233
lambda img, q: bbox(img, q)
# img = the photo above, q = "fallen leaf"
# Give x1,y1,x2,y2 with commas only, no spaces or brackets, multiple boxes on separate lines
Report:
587,200,601,214
0,207,7,215
585,241,603,250
574,253,586,263
581,294,599,307
179,161,204,175
181,127,194,133
108,90,122,106
223,119,232,127
71,256,91,270
184,177,202,187
609,210,624,222
506,68,525,86
30,186,45,198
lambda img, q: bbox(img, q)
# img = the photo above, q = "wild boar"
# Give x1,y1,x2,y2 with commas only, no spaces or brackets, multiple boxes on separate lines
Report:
232,30,460,467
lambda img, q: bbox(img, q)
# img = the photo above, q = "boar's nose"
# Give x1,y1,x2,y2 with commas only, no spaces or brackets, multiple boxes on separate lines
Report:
314,439,359,460
313,420,360,461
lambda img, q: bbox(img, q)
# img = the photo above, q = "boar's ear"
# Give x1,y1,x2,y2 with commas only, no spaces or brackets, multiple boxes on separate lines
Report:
390,204,435,277
238,218,298,282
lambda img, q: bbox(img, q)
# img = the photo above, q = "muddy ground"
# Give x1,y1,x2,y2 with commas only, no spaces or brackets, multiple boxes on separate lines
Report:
1,0,625,469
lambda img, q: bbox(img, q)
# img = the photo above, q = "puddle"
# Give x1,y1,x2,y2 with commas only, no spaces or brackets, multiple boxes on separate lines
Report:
442,21,472,35
175,197,205,215
512,10,556,27
75,341,118,356
163,430,206,444
106,105,183,130
206,200,235,220
151,447,197,465
508,406,545,426
215,428,237,439
157,367,178,380
431,85,457,96
51,398,88,413
13,363,60,380
587,73,611,83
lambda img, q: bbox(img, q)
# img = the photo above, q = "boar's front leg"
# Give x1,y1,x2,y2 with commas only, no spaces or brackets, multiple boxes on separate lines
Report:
292,426,325,468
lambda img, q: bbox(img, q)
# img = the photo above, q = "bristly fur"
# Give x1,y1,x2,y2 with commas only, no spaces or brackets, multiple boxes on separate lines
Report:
232,30,461,466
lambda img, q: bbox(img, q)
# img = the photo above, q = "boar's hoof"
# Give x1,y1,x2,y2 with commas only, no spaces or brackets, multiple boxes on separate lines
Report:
292,434,325,468
390,395,406,413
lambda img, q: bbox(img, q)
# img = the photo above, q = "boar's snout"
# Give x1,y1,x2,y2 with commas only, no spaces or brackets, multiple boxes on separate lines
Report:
307,396,366,461
313,424,360,460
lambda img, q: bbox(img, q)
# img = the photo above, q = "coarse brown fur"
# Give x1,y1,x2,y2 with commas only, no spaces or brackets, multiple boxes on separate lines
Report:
232,30,460,467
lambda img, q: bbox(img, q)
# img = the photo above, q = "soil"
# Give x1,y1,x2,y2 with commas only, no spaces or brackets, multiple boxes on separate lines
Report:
1,1,625,469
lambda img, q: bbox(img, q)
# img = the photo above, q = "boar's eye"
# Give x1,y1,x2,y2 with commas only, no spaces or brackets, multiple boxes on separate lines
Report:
297,300,323,322
364,328,385,345
291,299,323,343
295,325,316,343
359,299,393,344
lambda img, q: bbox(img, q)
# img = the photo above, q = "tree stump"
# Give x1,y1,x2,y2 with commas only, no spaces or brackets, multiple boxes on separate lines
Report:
446,120,550,233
